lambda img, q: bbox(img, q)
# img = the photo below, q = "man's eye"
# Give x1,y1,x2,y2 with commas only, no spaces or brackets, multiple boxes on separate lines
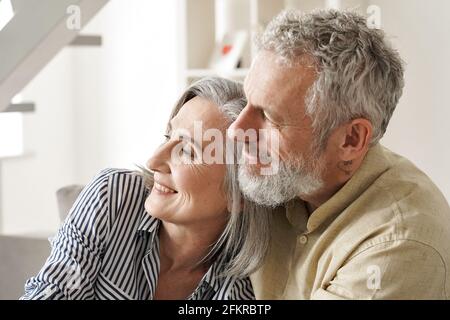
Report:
260,110,267,119
261,110,280,126
261,110,273,122
262,111,274,123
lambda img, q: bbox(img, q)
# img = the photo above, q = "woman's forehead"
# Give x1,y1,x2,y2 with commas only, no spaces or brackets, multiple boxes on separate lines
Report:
170,96,228,132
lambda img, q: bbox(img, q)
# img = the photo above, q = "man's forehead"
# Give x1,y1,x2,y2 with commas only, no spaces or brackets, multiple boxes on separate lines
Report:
245,75,301,115
245,51,317,102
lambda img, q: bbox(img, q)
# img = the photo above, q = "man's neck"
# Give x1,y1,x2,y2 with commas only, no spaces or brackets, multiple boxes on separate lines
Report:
302,176,352,213
302,152,369,212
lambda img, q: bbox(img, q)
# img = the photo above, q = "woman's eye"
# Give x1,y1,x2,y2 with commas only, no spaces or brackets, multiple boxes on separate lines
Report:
181,146,195,159
164,134,170,141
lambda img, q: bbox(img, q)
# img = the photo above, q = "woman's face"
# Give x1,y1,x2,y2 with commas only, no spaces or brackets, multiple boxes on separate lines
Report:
145,97,229,226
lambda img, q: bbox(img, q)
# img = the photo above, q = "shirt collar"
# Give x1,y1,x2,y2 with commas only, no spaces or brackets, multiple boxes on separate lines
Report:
287,143,392,234
136,209,160,253
136,210,229,298
189,253,228,299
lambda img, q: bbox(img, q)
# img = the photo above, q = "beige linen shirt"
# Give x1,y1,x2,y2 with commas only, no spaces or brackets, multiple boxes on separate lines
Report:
250,143,450,299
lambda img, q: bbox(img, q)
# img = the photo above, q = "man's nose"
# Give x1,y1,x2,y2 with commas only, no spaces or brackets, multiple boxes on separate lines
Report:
228,104,261,143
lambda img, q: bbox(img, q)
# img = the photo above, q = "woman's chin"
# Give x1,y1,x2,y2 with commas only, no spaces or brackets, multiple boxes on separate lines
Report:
144,193,172,217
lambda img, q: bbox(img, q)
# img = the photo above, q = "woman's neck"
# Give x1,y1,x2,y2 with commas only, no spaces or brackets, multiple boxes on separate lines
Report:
158,218,226,273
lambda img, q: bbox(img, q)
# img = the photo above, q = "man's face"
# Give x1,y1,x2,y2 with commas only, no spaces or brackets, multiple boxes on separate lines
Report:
229,50,326,206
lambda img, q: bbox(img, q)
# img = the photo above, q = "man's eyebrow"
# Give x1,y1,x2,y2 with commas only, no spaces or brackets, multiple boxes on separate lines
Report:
252,103,281,120
252,104,266,111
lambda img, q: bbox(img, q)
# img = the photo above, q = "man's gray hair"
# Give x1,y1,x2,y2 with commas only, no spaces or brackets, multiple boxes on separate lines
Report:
140,77,271,278
257,9,405,149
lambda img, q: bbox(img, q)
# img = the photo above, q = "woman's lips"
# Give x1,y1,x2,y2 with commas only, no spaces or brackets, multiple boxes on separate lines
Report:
153,181,177,194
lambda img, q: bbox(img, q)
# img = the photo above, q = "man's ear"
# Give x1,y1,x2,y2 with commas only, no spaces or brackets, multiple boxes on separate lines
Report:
339,118,373,161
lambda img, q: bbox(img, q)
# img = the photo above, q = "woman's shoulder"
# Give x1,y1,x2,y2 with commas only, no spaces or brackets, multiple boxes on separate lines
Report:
75,167,151,235
92,168,147,191
77,168,148,217
67,168,148,219
92,167,149,202
93,167,143,180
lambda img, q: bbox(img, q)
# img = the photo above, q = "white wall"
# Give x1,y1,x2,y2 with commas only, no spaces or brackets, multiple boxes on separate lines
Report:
1,48,76,235
1,0,179,235
371,0,450,200
72,0,178,183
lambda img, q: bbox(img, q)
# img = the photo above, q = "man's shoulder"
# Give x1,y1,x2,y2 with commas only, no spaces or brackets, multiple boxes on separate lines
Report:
338,147,450,268
370,146,450,233
376,145,448,206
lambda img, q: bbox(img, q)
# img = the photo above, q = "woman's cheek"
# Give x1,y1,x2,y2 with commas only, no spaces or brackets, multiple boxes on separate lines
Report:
172,167,197,192
173,164,227,197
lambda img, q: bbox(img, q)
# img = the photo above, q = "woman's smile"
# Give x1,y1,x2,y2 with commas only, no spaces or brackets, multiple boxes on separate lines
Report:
153,181,178,195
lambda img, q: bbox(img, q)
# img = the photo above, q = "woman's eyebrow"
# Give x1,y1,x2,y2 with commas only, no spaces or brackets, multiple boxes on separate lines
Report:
175,132,203,151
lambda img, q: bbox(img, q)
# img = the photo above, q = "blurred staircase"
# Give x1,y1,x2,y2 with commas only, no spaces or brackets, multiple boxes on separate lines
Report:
0,0,109,112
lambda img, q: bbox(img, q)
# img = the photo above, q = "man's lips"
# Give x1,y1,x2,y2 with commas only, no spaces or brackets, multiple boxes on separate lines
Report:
242,144,274,166
243,148,259,164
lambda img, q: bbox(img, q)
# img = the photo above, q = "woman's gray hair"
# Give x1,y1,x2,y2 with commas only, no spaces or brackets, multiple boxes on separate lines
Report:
257,9,405,150
139,77,271,278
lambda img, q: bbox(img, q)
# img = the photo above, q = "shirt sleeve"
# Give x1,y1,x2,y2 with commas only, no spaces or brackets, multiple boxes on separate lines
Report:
20,169,114,300
311,239,448,300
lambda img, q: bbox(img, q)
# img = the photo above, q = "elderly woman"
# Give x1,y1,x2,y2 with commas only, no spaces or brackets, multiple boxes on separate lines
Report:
20,77,270,300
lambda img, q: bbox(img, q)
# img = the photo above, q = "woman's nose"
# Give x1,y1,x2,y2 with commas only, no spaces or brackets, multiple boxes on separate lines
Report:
146,145,171,174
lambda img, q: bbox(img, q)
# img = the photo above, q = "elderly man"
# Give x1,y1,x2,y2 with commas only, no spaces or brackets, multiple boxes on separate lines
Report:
229,9,450,299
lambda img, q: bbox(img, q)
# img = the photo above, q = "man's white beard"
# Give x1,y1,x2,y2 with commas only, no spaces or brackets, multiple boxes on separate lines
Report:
238,153,324,208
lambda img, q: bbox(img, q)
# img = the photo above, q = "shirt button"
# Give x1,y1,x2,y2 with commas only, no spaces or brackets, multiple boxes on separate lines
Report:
299,235,308,245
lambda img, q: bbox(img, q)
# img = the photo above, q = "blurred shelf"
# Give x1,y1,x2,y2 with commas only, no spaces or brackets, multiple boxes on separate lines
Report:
0,151,35,161
69,35,102,47
2,102,35,113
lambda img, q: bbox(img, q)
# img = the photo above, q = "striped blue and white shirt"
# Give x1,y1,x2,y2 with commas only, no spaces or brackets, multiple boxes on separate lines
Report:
20,168,254,300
